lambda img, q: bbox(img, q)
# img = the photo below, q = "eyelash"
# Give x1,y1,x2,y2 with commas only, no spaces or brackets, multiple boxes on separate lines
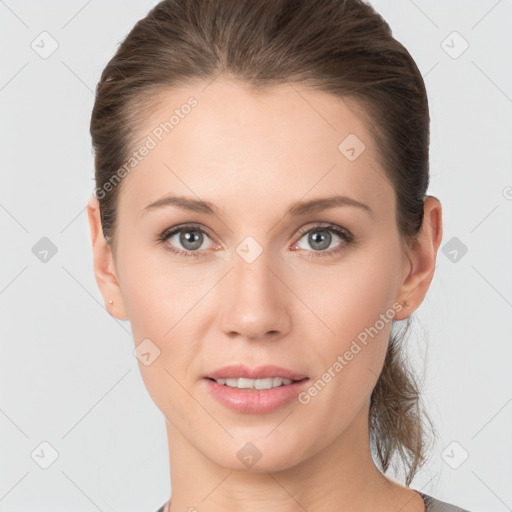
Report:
157,222,355,260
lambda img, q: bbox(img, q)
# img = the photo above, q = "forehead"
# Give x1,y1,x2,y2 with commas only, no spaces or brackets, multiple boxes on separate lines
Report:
118,76,394,219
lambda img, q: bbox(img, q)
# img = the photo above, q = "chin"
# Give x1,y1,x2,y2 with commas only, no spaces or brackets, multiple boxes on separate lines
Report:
201,434,310,473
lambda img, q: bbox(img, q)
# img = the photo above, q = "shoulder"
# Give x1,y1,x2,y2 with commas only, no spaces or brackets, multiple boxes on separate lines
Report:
420,492,472,512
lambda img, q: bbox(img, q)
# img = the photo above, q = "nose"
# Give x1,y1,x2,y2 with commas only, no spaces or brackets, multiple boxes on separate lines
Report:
218,248,292,342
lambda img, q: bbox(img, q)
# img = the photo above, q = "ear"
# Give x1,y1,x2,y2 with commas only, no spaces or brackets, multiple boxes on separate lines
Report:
86,196,129,321
393,196,443,320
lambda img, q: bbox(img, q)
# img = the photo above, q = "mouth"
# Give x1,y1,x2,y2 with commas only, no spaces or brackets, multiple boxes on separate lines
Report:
203,364,309,413
203,377,309,415
205,376,308,390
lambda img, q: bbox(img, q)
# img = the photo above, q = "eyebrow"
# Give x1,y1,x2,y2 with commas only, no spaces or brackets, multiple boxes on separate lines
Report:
139,193,373,218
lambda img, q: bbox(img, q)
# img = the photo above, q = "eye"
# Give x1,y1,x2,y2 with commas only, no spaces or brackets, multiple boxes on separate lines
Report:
158,223,217,258
292,223,354,257
157,222,355,260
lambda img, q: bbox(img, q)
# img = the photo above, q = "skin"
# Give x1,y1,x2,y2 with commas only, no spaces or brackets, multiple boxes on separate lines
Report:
87,77,442,512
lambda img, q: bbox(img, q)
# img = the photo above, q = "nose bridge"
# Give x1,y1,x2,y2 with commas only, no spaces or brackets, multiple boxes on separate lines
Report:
218,240,291,339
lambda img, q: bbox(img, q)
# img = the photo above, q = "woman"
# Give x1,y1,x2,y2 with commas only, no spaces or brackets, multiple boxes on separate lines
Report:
87,0,471,510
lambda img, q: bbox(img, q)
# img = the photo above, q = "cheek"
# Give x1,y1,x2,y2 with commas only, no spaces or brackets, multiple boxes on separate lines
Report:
293,246,401,343
116,245,215,402
292,257,400,433
117,251,206,421
116,240,203,340
289,239,402,391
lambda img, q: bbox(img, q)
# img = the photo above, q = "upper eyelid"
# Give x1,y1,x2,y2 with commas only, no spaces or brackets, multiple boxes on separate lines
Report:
162,222,213,238
296,222,349,236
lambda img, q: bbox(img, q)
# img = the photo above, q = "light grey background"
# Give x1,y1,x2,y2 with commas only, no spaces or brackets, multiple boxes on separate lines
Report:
1,1,511,511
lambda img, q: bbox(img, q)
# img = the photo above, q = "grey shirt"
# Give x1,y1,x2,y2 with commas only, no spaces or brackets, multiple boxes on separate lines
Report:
420,492,471,511
155,492,472,511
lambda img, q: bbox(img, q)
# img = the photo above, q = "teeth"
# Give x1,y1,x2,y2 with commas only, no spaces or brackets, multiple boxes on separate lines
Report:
215,377,294,389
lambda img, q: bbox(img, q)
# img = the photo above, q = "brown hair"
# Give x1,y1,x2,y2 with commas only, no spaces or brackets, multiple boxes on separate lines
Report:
90,0,435,486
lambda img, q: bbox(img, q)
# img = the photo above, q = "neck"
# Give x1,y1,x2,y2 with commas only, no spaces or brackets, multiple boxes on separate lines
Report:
163,402,420,512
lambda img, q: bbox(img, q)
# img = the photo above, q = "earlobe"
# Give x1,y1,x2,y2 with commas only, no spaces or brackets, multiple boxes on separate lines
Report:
86,196,129,321
393,196,443,321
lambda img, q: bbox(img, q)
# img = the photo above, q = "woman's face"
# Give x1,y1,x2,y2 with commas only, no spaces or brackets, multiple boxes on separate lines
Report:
93,77,419,472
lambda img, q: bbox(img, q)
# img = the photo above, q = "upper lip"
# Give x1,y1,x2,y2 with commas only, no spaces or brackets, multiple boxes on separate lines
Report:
205,364,308,381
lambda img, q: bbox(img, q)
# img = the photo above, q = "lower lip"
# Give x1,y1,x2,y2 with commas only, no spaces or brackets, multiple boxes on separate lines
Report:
203,378,309,414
